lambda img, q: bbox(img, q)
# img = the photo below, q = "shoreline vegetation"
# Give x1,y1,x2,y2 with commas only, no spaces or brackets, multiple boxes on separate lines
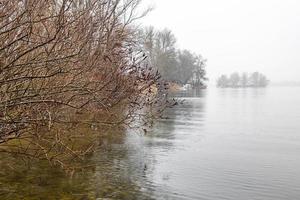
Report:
217,72,269,88
0,0,207,172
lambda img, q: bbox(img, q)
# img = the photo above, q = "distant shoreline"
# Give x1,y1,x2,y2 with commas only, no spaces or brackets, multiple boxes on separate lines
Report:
270,82,300,86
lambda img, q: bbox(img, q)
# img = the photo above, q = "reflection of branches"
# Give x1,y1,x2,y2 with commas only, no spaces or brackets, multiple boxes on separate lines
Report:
0,0,173,171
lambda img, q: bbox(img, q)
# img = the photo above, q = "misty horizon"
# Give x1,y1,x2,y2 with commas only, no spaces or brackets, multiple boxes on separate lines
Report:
1,1,300,199
141,0,300,83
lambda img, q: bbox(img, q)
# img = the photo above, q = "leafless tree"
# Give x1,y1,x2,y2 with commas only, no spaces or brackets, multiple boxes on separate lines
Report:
0,0,171,171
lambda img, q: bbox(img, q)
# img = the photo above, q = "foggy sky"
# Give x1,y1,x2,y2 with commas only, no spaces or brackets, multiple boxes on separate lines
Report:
141,0,300,83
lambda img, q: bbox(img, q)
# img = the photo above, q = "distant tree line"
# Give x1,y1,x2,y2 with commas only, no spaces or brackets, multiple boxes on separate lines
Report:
139,27,207,87
217,72,269,88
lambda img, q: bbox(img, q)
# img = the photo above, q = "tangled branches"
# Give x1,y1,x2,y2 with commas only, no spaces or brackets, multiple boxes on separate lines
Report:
0,0,173,170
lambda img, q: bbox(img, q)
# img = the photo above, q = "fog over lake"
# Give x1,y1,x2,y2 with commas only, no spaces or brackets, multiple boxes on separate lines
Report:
1,1,300,199
142,0,300,83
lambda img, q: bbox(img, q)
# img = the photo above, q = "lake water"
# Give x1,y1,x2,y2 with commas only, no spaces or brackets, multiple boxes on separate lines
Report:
1,86,300,199
137,86,300,200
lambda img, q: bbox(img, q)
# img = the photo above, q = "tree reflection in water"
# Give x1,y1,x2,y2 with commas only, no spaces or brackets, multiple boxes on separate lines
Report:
0,89,207,200
0,132,154,200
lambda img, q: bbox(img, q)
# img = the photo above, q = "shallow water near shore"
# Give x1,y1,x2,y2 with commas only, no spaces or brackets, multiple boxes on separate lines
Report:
1,86,300,200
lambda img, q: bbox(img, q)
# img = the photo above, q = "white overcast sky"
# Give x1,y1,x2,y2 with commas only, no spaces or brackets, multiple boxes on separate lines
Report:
140,0,300,82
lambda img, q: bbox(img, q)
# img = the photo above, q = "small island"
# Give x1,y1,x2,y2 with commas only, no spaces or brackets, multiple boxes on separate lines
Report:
217,72,269,88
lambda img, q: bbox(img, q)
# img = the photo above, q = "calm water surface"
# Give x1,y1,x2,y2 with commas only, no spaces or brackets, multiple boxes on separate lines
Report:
1,86,300,199
140,86,300,200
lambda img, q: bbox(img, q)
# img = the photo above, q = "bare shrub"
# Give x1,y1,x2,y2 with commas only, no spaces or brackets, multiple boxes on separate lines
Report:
0,0,172,170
